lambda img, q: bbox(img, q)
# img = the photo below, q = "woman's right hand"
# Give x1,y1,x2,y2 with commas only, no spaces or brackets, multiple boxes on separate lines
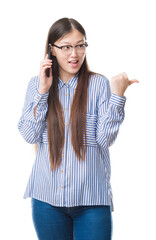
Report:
38,54,53,94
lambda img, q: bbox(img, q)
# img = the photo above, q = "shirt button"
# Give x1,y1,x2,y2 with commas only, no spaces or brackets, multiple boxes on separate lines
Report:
62,170,64,173
62,154,64,158
61,186,63,189
65,108,67,111
37,97,39,100
66,93,68,96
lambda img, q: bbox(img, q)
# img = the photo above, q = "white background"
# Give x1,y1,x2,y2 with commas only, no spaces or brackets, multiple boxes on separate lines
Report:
0,0,156,239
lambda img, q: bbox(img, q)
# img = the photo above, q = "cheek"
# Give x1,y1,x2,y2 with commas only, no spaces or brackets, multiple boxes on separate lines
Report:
80,55,85,63
56,56,67,67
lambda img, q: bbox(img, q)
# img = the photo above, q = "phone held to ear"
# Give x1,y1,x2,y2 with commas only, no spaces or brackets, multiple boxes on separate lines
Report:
46,45,52,77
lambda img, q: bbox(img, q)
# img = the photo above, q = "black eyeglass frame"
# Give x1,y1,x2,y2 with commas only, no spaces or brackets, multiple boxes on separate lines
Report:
51,42,88,50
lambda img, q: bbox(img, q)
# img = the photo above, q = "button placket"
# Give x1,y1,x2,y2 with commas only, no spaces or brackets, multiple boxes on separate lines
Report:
60,85,70,192
61,153,65,188
64,87,69,129
60,163,64,190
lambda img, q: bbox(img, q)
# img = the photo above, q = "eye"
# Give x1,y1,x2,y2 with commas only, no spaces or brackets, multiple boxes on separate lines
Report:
62,45,71,51
77,44,85,48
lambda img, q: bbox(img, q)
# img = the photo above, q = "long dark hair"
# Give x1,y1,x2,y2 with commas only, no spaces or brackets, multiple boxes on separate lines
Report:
44,18,93,170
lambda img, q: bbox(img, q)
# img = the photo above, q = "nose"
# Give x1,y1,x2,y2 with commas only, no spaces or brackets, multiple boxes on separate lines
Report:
70,47,78,56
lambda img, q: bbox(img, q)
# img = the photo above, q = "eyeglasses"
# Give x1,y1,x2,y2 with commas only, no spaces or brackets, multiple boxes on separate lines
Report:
51,42,88,56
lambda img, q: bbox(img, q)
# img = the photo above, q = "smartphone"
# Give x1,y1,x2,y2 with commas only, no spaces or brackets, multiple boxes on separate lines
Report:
46,45,52,77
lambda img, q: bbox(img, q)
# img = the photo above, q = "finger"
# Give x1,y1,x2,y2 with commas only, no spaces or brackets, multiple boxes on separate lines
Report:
40,65,52,76
42,65,52,71
41,61,52,68
42,61,52,67
40,65,52,73
42,58,52,64
40,59,52,68
129,79,139,85
45,54,49,59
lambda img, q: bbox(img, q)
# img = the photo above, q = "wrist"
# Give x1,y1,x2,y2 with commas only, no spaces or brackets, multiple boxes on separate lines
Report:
111,91,124,97
110,93,126,107
38,88,49,94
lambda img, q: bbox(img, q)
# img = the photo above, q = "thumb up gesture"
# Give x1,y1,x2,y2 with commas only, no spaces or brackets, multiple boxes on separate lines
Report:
111,72,139,97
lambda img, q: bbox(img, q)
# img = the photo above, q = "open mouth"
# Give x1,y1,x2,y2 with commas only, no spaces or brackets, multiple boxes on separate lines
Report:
68,60,79,67
69,60,79,64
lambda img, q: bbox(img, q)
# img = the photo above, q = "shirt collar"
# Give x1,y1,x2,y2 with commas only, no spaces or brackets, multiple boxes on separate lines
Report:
58,72,79,90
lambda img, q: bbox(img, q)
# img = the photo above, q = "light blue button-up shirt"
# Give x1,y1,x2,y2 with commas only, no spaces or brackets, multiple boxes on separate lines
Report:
17,73,126,211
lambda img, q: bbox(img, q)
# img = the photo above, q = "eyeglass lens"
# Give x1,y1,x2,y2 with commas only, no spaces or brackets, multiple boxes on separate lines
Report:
62,44,87,55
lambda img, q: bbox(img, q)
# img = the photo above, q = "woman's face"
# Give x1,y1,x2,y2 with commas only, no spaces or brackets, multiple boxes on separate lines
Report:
52,29,86,82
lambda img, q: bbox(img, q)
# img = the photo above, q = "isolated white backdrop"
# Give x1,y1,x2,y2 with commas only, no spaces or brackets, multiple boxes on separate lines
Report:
0,0,156,239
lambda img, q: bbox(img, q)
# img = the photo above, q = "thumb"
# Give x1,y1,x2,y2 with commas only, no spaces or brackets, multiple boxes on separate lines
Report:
129,79,139,86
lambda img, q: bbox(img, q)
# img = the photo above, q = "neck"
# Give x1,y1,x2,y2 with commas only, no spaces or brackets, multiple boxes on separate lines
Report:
59,68,78,83
59,73,75,83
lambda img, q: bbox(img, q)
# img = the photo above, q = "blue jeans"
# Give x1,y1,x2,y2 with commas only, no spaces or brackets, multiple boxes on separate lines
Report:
31,198,113,240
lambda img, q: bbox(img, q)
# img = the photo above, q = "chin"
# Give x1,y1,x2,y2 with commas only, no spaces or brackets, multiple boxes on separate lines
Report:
69,64,82,74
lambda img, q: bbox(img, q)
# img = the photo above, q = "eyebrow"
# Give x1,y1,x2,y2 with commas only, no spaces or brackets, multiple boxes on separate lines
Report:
59,39,84,45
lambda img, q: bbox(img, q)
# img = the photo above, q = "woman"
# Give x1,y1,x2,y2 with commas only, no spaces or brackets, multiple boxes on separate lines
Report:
18,18,138,240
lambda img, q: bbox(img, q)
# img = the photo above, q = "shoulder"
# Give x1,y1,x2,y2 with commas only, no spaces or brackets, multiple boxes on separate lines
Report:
88,73,110,91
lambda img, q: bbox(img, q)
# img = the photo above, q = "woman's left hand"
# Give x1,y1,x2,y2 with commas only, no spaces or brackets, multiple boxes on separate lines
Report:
111,72,139,97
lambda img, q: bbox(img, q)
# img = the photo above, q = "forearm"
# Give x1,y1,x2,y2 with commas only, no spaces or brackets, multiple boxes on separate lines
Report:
18,91,49,144
96,93,126,149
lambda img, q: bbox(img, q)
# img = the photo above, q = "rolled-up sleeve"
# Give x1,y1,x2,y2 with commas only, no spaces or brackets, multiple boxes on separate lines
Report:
17,76,49,144
96,77,126,149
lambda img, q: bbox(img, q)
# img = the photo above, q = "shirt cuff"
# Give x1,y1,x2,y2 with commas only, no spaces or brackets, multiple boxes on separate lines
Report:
34,91,49,105
109,93,126,107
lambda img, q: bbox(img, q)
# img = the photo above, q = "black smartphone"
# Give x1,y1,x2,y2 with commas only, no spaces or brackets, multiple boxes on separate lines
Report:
46,45,52,77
